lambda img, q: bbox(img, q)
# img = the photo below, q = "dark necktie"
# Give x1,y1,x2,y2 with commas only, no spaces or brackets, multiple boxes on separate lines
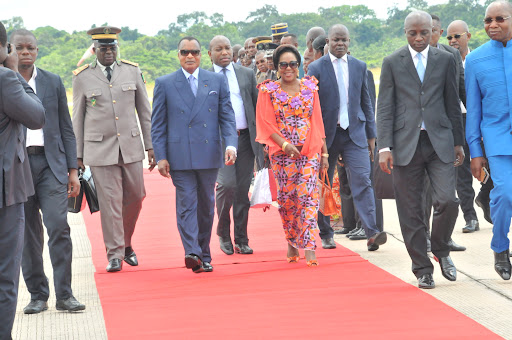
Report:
222,68,229,88
106,66,112,82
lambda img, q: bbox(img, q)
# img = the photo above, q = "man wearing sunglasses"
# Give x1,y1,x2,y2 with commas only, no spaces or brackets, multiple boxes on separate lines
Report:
465,0,512,280
72,26,155,273
152,36,237,274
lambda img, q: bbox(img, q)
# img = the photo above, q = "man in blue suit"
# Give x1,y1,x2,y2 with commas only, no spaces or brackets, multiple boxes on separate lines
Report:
152,36,238,273
465,0,512,280
308,24,387,251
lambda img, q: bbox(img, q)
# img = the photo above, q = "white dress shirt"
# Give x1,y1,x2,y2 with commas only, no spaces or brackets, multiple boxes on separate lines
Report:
329,52,349,125
26,66,44,147
97,59,116,78
213,62,248,130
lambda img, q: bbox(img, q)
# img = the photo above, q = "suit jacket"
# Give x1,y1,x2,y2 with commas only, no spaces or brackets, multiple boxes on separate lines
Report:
72,59,152,166
377,45,464,166
438,43,466,107
208,63,264,167
151,68,237,170
307,54,376,149
27,68,77,184
0,68,45,208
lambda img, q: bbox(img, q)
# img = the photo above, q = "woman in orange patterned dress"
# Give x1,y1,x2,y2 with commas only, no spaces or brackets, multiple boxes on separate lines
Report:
256,44,328,266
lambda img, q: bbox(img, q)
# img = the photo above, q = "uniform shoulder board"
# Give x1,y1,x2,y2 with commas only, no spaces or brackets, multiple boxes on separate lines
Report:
121,59,139,67
73,64,89,76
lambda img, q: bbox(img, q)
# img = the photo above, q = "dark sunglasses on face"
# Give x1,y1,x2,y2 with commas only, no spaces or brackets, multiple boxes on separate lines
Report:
446,32,467,40
483,15,511,24
278,61,299,70
99,46,116,53
180,49,200,56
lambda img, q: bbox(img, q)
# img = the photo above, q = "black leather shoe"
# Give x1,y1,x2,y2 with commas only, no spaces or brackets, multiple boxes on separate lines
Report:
448,239,466,252
185,254,204,273
367,231,387,249
56,296,85,312
203,262,213,272
462,220,480,233
335,226,354,235
219,237,234,255
436,255,457,281
475,195,492,224
106,258,123,272
494,249,511,280
349,228,367,240
346,226,361,238
235,244,253,254
321,238,337,249
418,273,435,289
23,300,48,314
124,251,138,266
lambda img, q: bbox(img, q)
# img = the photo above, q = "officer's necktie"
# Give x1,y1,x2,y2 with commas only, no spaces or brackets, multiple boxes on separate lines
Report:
416,53,425,83
336,58,349,129
222,68,229,89
106,66,112,82
188,74,197,97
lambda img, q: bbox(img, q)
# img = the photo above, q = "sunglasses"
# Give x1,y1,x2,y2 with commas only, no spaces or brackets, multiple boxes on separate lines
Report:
180,49,200,56
278,61,299,70
446,32,467,40
99,46,116,53
483,15,511,24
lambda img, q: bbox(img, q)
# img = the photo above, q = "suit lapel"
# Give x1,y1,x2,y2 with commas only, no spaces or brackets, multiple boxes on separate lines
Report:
110,60,121,84
347,55,355,104
399,46,422,86
323,55,338,90
174,70,194,110
422,48,438,85
189,69,209,122
91,61,109,84
35,67,47,101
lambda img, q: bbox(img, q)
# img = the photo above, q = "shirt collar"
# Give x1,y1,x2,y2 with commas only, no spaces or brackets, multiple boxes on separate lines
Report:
408,44,429,60
329,52,348,63
182,67,200,79
97,59,115,72
30,66,38,82
213,62,234,73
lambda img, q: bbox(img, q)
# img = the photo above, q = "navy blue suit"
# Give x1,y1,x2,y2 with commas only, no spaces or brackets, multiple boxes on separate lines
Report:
308,53,379,240
151,68,237,262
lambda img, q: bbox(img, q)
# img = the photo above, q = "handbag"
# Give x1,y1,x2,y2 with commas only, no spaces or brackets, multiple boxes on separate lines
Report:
373,151,395,199
250,167,273,210
318,169,338,216
68,169,86,213
82,167,100,213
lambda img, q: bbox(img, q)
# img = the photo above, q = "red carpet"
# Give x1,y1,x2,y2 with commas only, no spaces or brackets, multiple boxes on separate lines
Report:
83,170,501,339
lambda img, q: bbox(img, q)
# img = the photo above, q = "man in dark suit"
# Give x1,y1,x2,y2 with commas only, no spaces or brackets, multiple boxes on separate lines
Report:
0,21,46,340
152,36,238,273
208,35,264,255
378,11,464,289
10,29,85,314
308,24,387,251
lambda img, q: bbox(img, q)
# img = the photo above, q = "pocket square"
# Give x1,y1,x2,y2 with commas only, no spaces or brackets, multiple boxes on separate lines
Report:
208,91,218,95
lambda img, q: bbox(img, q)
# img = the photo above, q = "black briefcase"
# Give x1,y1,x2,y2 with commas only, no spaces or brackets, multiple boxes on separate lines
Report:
68,170,85,213
373,151,395,200
67,168,100,214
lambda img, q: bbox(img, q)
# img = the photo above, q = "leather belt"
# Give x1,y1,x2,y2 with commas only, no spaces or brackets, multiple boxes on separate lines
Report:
27,146,45,155
237,128,249,136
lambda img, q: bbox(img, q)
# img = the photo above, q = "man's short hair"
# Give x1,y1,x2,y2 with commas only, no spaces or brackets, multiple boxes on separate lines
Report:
306,27,326,43
178,36,201,50
0,22,7,47
9,29,37,44
404,11,433,29
255,50,266,59
430,14,441,25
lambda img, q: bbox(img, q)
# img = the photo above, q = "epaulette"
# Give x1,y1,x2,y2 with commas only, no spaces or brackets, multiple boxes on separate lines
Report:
120,59,139,67
73,64,89,76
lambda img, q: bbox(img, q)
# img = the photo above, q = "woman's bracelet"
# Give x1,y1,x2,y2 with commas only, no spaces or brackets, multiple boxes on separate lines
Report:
282,141,289,152
321,153,329,158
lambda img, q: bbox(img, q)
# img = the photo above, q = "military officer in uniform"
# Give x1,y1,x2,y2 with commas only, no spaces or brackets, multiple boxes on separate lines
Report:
72,26,155,272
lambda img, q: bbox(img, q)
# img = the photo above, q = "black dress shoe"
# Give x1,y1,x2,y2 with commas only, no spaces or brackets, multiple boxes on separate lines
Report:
462,220,480,233
494,249,511,280
367,231,387,249
203,262,213,272
219,237,234,255
346,226,361,238
124,251,138,266
185,254,204,273
23,300,48,314
56,296,85,312
235,244,253,254
418,273,435,289
321,238,337,249
448,239,466,252
475,195,492,224
348,228,367,240
106,258,123,272
335,226,354,235
436,255,457,281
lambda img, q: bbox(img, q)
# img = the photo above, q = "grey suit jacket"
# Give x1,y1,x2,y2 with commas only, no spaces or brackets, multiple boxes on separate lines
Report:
0,68,45,208
438,43,466,108
377,45,464,166
209,63,264,168
27,67,77,184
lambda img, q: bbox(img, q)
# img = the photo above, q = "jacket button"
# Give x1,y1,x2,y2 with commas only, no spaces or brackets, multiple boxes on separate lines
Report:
113,100,116,104
109,85,113,88
421,107,424,111
189,125,191,128
205,140,208,143
116,117,119,120
117,133,120,136
203,124,207,127
209,109,212,112
421,91,424,95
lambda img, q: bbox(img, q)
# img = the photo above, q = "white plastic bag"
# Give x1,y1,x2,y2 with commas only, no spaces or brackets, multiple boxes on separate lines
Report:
250,168,273,209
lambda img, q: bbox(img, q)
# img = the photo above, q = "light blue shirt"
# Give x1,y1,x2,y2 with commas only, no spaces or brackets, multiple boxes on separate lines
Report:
181,67,199,90
213,62,248,130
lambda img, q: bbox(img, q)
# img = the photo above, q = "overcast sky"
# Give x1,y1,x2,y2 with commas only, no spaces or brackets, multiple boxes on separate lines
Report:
3,0,447,36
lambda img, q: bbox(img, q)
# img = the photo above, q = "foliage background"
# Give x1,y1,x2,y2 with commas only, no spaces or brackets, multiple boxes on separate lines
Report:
2,0,493,89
